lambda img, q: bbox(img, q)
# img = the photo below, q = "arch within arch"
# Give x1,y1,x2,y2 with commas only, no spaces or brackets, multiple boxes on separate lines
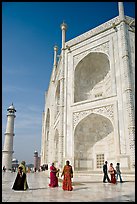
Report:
74,52,111,102
74,113,114,171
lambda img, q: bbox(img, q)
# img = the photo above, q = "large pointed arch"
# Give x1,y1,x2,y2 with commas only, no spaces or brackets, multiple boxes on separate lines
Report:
74,112,114,171
74,52,111,102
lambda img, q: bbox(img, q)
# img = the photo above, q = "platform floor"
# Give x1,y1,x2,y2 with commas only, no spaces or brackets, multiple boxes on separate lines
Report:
2,171,135,202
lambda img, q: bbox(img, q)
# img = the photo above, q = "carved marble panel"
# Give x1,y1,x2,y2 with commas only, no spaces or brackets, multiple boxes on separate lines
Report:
73,104,114,129
73,42,109,68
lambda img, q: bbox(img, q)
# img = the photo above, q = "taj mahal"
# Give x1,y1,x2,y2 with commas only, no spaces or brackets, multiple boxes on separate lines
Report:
40,2,135,174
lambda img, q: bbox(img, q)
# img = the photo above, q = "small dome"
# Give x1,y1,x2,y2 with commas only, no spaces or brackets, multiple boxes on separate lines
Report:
12,158,18,162
7,103,16,112
60,21,67,30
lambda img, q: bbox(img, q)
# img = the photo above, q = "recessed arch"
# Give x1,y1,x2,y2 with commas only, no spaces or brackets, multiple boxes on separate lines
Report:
45,108,50,139
74,112,114,170
55,81,60,118
74,52,111,102
45,108,50,163
54,129,59,165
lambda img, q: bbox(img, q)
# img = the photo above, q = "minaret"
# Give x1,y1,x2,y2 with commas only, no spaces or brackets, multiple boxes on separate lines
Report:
60,21,67,50
53,45,58,68
118,2,125,21
58,21,67,168
52,45,58,82
34,150,38,171
2,103,16,170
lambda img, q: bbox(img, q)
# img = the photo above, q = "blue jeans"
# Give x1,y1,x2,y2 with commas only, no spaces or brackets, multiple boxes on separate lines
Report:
116,173,123,182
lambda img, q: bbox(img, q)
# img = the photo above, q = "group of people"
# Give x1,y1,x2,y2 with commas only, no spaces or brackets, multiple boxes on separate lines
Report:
49,160,73,191
11,159,122,191
12,160,73,191
103,161,123,184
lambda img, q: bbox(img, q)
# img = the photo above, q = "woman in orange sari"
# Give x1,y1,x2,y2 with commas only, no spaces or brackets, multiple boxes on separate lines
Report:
61,160,73,191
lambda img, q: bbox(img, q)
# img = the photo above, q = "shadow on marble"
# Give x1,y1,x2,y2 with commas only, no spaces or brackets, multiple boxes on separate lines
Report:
28,187,48,190
73,187,89,191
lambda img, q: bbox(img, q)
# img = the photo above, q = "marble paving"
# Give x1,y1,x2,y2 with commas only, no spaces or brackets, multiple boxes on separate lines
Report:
2,171,135,202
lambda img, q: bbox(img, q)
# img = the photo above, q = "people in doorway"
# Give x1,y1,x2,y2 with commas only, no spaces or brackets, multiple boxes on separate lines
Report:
103,161,111,183
108,163,116,184
61,160,73,191
116,163,123,183
12,161,29,190
49,162,59,187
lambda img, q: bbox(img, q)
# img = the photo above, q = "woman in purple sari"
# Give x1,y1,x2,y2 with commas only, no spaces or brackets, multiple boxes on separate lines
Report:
49,162,59,187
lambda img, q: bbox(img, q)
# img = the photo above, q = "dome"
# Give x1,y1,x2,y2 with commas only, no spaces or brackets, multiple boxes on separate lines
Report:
7,103,16,112
12,158,18,162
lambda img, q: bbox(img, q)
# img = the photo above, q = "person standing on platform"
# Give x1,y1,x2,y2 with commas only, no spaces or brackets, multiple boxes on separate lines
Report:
49,162,59,187
108,163,117,184
103,161,111,183
61,160,73,191
12,161,29,190
3,166,6,172
116,163,123,183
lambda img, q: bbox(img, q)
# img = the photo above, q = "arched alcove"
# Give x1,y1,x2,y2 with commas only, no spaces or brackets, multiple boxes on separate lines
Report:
45,108,50,163
46,109,50,136
55,81,60,118
54,129,59,165
74,113,114,170
74,52,111,102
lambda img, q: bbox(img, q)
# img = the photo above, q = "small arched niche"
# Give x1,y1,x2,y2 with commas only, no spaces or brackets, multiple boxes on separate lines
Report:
54,129,59,165
45,108,50,137
74,52,111,103
45,108,50,163
55,81,60,118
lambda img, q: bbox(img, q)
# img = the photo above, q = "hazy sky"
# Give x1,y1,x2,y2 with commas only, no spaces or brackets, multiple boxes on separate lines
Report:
2,2,135,164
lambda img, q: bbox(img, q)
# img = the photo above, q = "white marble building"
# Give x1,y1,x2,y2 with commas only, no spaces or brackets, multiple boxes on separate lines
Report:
41,2,135,173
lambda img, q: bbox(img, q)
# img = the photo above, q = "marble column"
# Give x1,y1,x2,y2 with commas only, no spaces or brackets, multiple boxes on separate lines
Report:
58,22,67,168
118,2,135,168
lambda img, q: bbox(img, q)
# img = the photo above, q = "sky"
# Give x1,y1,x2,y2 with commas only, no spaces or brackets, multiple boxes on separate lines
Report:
2,2,135,165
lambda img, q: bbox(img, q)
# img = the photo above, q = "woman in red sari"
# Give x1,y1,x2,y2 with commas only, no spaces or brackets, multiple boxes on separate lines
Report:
61,160,73,191
49,162,59,187
108,163,116,184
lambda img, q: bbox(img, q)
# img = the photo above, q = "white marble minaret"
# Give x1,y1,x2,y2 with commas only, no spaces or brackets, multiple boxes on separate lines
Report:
2,103,16,170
